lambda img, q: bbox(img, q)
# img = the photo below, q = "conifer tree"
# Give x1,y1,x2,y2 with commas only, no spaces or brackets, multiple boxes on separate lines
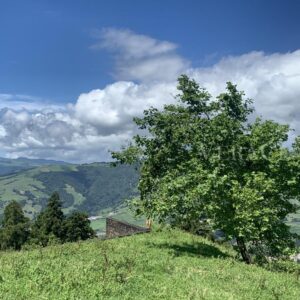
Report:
63,211,95,242
0,201,29,250
32,192,65,246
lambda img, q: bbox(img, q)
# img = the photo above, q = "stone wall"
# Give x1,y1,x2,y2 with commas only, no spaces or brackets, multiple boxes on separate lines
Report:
106,217,150,238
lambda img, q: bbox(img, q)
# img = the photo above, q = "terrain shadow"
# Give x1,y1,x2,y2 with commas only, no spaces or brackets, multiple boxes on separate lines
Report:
148,241,230,259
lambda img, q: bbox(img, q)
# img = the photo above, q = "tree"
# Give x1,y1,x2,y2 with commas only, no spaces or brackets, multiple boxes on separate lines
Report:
63,211,95,242
2,200,28,227
112,75,300,264
0,201,29,250
31,192,65,246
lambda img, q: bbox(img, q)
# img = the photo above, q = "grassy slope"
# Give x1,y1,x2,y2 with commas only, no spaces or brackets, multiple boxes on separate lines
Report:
0,229,299,300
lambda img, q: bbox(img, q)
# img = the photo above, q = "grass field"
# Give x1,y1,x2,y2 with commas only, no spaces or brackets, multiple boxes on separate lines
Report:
0,228,299,300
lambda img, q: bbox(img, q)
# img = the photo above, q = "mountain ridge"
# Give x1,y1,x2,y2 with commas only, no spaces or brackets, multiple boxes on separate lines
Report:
0,161,139,219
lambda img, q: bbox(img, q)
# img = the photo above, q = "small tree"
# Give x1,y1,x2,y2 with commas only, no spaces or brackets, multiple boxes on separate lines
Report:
32,192,65,246
0,201,29,250
112,75,300,264
63,211,95,242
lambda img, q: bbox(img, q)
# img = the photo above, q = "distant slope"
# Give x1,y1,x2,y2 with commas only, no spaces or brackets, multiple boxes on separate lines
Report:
0,157,69,176
0,228,299,299
0,163,138,218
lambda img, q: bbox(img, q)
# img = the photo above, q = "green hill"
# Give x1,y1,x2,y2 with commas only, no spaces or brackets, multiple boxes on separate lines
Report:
0,157,70,176
0,228,299,299
0,162,139,219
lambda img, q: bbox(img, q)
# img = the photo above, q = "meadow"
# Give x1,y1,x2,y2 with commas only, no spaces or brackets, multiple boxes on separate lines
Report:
0,228,299,300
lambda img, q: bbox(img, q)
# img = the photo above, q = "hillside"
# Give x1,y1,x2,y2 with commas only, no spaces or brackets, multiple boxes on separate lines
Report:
0,228,299,299
0,157,70,176
0,162,139,219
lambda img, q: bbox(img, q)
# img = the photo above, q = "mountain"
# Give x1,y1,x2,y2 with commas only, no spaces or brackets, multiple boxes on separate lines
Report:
0,157,70,176
0,162,139,219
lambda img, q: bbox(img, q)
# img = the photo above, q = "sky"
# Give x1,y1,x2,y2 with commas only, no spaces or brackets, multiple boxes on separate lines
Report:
0,0,300,162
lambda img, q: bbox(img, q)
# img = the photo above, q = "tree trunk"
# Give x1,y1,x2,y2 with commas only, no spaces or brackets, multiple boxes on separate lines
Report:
236,236,252,264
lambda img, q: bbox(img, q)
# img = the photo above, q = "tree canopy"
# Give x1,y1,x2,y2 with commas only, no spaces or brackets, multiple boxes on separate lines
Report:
112,75,300,263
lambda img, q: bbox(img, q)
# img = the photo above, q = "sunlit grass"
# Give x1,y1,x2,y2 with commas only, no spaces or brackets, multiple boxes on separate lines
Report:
0,228,299,300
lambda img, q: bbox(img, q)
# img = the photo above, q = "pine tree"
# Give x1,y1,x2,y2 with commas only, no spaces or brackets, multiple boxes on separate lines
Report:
0,201,29,250
63,211,95,242
32,192,65,246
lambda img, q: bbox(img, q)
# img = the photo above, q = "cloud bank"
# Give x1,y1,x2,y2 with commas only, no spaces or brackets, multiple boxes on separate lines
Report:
1,29,300,162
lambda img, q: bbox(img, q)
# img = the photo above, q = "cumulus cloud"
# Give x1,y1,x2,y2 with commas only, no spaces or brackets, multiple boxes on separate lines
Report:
188,50,300,131
91,28,189,82
0,107,127,162
0,29,300,163
74,81,176,133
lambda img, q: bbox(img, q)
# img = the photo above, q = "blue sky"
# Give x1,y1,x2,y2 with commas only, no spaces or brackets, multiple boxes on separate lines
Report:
0,0,300,162
1,0,299,101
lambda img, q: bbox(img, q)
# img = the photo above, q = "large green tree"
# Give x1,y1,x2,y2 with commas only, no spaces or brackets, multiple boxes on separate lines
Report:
112,75,300,264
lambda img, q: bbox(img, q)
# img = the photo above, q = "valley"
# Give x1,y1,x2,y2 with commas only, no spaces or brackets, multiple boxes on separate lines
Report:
0,157,299,236
0,158,139,224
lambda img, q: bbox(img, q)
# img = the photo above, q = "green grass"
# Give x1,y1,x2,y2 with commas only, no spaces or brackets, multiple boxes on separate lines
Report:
0,228,299,300
90,218,106,231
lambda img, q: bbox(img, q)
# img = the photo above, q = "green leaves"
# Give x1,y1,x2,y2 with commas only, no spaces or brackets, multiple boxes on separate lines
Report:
112,75,300,263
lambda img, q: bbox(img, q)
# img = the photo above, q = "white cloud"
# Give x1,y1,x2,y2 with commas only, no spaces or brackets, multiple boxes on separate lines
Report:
0,93,64,111
188,50,300,129
93,28,177,59
91,28,189,82
0,29,300,163
74,81,176,133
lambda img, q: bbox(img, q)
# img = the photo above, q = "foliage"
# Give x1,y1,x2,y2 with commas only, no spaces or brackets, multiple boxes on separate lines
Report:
0,228,299,299
2,200,28,227
0,201,29,250
63,211,95,242
112,75,300,263
30,192,95,246
0,192,95,249
31,192,65,246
